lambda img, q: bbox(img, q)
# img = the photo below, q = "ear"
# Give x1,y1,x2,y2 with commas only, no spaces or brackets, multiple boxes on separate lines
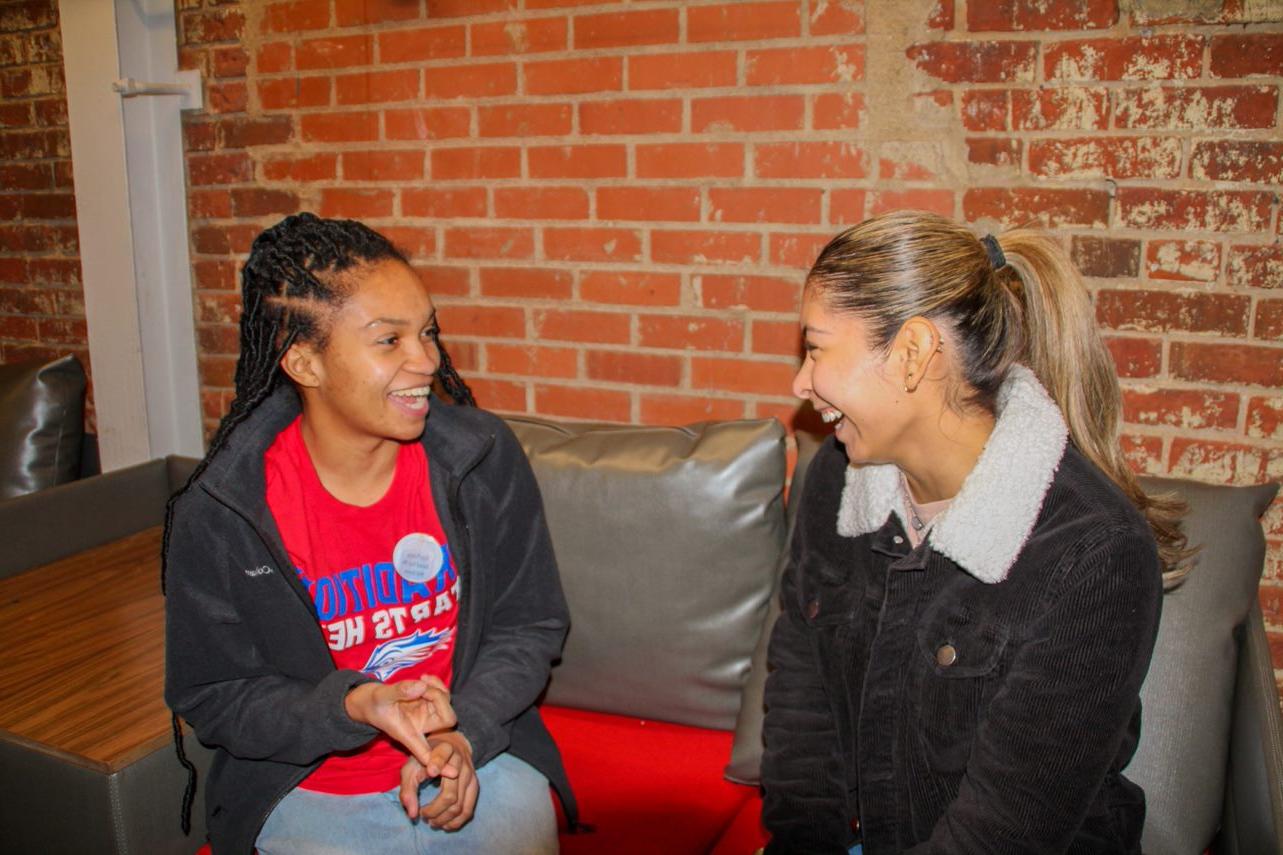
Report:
279,340,323,389
897,316,943,394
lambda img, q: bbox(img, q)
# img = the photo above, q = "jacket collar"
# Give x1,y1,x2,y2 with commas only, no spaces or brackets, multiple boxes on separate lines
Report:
836,364,1069,584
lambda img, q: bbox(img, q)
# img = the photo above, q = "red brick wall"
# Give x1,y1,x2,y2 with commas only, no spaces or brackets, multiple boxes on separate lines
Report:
172,0,1278,687
0,0,90,423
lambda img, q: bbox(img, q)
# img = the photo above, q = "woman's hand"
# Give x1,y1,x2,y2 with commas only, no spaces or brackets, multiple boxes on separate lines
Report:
398,730,479,830
343,675,456,770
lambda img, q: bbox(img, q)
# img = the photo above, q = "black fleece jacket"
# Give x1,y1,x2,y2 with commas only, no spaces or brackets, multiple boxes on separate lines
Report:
164,387,573,854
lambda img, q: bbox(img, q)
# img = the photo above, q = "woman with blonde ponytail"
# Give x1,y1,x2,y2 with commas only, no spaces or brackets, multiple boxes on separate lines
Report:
761,210,1186,854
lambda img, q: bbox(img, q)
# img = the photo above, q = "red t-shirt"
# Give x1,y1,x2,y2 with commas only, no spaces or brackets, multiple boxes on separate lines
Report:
264,417,460,795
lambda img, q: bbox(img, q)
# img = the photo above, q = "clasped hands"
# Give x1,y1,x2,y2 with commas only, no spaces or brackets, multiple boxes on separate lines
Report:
344,675,478,830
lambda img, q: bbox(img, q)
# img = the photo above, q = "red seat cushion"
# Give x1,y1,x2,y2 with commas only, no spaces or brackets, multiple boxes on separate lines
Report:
543,705,763,854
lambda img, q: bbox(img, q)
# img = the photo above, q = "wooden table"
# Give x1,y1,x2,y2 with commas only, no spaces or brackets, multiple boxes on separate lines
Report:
0,527,171,773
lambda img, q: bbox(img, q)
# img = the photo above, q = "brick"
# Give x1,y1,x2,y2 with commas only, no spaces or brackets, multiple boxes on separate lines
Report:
262,154,337,182
1119,433,1163,475
640,394,746,425
586,350,683,386
969,0,1116,30
545,227,642,262
525,57,621,95
580,98,682,135
1256,299,1283,340
212,46,250,79
494,187,588,220
1247,396,1283,440
652,230,761,266
639,314,744,351
297,35,371,71
431,147,521,180
747,44,864,86
581,272,682,306
183,9,245,44
1096,289,1249,336
688,3,800,42
1028,136,1181,179
0,102,31,127
597,187,700,222
692,357,796,396
830,188,868,224
193,260,237,291
710,187,822,225
196,324,239,354
385,107,471,140
693,95,805,133
534,309,630,344
755,142,868,179
339,150,423,182
813,92,865,130
18,193,74,220
961,90,1009,131
257,42,292,73
752,319,803,356
868,190,954,217
1116,189,1273,233
262,0,329,33
464,377,526,414
907,40,1036,83
1073,237,1141,278
1114,86,1277,130
443,227,533,260
479,103,572,137
184,120,217,152
534,385,631,423
576,9,679,49
471,18,566,55
257,76,329,109
335,0,420,26
1228,246,1283,290
207,81,248,114
1145,240,1221,283
487,343,577,378
0,314,37,341
196,292,241,325
1046,35,1202,81
0,163,52,191
336,69,419,104
770,232,831,268
402,187,487,218
629,52,737,90
967,137,1020,166
808,0,865,35
438,304,526,338
638,143,746,179
220,116,294,149
230,188,298,218
480,268,573,300
529,144,627,178
1169,438,1265,485
377,26,467,63
1210,34,1283,78
415,263,465,293
188,153,252,185
300,111,379,142
424,62,516,99
27,258,80,286
963,188,1109,228
1171,341,1283,386
189,190,232,219
1191,141,1283,184
1012,87,1109,130
372,226,434,261
1122,388,1239,430
527,0,623,6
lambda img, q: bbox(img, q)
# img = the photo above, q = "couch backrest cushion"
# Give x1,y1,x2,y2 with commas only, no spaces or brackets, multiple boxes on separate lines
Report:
725,454,1276,855
0,355,86,500
507,416,787,731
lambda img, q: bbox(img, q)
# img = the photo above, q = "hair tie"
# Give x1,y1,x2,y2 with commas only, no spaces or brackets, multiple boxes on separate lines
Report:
981,234,1007,271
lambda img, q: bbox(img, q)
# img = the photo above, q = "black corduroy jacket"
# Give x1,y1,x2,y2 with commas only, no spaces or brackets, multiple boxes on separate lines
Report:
761,366,1163,854
164,386,573,855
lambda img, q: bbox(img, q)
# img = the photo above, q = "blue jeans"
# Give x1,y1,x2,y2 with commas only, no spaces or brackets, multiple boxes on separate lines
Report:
256,752,557,854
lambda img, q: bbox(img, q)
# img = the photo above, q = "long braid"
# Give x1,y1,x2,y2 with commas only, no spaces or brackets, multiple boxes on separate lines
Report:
161,212,474,836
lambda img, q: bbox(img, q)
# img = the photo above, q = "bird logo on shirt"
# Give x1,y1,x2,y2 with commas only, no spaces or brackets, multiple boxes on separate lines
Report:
362,627,454,682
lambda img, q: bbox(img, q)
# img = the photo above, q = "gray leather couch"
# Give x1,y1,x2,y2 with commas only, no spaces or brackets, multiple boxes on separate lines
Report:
1,415,1279,854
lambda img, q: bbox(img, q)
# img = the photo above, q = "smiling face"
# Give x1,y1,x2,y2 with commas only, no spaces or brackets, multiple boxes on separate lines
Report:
793,290,909,466
285,259,441,448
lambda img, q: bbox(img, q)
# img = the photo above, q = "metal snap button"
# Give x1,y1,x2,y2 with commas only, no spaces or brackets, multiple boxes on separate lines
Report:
936,643,957,667
892,535,904,545
805,599,820,620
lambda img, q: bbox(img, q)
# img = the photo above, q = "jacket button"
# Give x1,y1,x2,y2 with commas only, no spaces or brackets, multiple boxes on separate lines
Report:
892,535,904,545
805,599,820,619
936,644,957,667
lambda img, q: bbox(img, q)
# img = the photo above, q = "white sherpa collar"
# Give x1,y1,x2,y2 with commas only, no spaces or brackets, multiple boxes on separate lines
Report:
836,364,1069,584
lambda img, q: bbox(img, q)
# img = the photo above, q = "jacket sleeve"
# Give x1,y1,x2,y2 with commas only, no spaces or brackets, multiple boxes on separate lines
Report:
905,527,1162,855
164,494,377,766
761,526,852,853
449,422,570,767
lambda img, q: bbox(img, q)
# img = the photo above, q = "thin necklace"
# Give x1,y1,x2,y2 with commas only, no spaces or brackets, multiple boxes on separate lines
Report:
901,474,927,532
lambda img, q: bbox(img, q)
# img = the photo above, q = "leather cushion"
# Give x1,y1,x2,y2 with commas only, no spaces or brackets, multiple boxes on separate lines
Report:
507,416,787,730
0,355,86,500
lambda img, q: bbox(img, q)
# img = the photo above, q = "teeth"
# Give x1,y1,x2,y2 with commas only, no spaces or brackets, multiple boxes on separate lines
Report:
820,409,842,424
391,386,431,398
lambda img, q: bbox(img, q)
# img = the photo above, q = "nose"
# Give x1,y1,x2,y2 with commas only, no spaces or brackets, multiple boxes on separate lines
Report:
408,334,441,376
791,355,812,400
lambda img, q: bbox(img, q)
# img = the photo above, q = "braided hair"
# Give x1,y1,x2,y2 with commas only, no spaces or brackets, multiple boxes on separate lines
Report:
163,212,473,831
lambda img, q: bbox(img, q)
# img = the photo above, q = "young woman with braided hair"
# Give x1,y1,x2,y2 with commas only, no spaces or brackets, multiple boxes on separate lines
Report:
761,211,1188,854
164,213,570,855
